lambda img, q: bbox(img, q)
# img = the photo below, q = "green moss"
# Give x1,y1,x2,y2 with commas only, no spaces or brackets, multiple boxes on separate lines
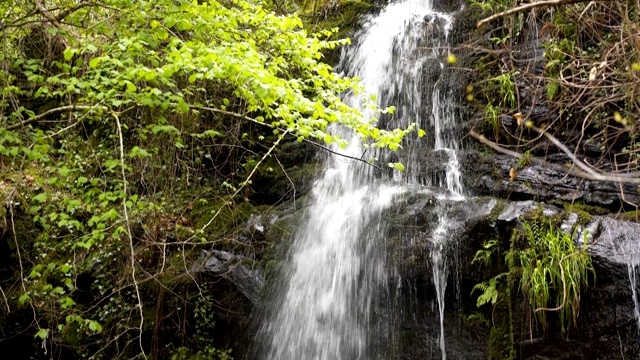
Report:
563,202,609,225
261,210,306,267
620,210,640,222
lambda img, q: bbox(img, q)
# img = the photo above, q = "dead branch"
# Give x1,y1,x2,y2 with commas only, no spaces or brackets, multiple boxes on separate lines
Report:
477,0,595,29
469,129,640,184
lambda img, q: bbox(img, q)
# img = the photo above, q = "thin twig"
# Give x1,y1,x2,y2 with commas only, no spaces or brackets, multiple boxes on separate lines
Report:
188,130,290,240
0,286,9,313
192,105,385,171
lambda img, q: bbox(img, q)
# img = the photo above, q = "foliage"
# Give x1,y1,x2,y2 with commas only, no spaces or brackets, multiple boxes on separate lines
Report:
472,214,594,336
518,218,594,334
0,0,411,357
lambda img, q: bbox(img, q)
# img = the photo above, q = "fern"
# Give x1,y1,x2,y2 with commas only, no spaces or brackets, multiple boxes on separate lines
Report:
472,273,506,307
472,238,498,266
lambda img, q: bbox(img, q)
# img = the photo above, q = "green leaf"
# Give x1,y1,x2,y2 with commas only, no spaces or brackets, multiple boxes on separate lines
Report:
88,320,103,333
547,81,559,100
60,297,76,309
151,124,178,134
89,57,101,68
35,328,49,339
176,99,189,113
59,264,71,274
63,48,75,61
388,162,405,172
126,82,137,92
18,293,30,304
33,193,48,202
129,146,152,158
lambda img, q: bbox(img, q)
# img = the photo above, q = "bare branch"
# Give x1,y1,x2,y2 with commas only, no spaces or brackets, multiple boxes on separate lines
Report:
469,129,640,184
477,0,594,29
113,112,147,360
6,105,106,130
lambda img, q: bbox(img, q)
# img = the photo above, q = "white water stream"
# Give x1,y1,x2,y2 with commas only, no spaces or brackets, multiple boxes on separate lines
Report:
258,1,462,359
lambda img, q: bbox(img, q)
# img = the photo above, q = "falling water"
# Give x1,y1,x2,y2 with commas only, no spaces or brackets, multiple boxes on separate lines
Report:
628,264,640,331
598,219,640,332
257,0,462,359
259,145,402,359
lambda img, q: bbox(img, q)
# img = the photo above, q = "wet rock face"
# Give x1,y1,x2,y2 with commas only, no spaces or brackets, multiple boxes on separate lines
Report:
384,193,640,359
195,250,264,304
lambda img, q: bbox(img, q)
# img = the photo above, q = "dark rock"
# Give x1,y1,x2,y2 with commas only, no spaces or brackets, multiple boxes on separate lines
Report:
195,250,264,304
383,193,640,359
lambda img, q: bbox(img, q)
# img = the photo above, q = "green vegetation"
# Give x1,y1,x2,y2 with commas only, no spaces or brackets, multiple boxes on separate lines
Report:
0,0,405,358
472,210,594,357
519,218,594,333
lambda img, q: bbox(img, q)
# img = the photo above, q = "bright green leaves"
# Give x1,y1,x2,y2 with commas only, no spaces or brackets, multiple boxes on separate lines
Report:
63,48,76,61
35,328,49,340
60,297,76,309
33,193,48,202
388,162,405,172
87,320,102,333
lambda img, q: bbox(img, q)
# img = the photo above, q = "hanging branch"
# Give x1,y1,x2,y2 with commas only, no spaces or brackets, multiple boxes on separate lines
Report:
476,0,595,29
192,105,385,171
113,112,147,360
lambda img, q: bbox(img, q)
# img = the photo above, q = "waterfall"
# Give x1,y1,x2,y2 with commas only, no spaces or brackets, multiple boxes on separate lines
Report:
599,219,640,332
255,1,462,359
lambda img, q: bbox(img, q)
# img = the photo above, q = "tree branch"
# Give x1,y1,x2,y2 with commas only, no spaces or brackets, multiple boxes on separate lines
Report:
6,105,105,130
469,129,640,184
191,105,385,171
477,0,594,29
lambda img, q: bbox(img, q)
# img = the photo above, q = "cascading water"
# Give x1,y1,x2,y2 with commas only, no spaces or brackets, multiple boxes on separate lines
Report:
258,142,401,359
601,220,640,332
255,0,463,359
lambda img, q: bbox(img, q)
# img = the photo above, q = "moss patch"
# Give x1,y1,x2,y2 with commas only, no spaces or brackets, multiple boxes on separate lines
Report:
563,202,609,225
